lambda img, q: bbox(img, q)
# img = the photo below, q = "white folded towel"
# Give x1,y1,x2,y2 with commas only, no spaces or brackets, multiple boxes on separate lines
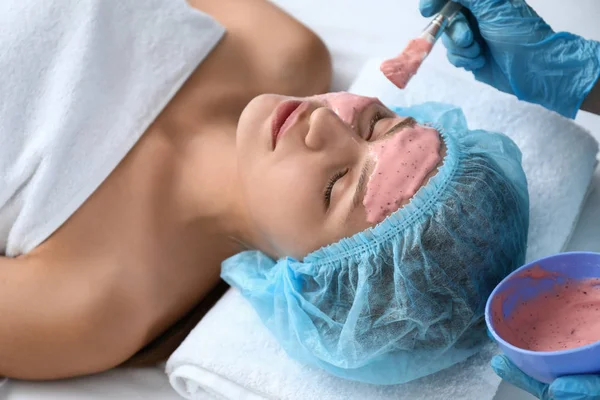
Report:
166,60,599,400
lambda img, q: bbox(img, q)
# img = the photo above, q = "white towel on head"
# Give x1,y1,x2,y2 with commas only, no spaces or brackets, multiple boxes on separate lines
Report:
166,60,599,400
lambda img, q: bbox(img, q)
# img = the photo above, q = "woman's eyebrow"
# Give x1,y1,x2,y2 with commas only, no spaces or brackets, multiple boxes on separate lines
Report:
347,158,373,220
383,117,417,137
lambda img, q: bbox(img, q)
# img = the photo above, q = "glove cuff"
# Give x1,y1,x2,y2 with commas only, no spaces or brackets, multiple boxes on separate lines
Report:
572,37,600,117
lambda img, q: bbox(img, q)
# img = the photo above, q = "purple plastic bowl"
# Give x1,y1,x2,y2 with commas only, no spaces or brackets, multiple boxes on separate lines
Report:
485,251,600,384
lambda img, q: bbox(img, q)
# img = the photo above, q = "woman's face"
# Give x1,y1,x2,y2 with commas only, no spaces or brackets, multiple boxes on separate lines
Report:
236,92,443,259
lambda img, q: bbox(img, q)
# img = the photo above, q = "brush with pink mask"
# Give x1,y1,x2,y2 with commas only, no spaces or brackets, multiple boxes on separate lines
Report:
380,1,463,89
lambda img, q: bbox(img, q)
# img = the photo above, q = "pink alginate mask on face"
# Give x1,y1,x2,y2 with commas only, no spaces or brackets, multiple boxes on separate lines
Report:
363,124,442,224
380,38,433,89
311,92,380,127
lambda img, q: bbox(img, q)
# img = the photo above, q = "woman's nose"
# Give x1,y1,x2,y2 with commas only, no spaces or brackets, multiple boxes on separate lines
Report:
305,107,358,152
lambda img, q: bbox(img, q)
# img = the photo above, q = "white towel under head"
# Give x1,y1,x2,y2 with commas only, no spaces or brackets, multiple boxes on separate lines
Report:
166,60,599,400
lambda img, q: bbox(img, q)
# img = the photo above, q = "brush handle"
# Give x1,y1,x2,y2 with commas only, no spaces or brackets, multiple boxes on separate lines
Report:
439,1,462,20
420,1,463,43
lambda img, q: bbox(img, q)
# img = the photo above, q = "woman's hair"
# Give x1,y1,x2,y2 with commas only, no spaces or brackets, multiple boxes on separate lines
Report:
119,280,229,367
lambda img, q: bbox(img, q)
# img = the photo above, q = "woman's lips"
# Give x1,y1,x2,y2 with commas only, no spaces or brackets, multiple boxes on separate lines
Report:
271,100,306,150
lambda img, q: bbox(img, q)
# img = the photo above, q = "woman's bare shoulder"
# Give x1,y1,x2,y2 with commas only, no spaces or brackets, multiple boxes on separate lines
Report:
188,0,332,96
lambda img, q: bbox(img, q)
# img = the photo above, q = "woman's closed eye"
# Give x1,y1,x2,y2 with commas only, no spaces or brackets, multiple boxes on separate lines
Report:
324,168,349,209
365,111,385,141
321,110,416,210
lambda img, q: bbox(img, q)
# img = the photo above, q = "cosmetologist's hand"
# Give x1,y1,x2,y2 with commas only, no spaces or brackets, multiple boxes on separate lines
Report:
491,354,600,400
418,0,600,119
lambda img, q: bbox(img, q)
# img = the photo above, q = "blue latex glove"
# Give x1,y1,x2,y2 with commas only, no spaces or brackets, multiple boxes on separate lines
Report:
418,0,600,118
491,355,600,400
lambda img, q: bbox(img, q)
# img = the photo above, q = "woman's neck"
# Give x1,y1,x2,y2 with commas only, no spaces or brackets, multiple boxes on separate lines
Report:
152,102,256,262
150,58,273,259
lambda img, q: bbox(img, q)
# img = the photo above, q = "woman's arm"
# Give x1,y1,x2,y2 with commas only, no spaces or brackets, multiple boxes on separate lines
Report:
0,255,146,380
581,80,600,115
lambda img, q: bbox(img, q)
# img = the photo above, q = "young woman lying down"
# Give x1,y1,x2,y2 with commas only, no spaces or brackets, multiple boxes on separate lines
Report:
0,0,528,383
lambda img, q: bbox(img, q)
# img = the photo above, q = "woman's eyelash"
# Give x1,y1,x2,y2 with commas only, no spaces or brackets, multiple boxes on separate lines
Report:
367,111,385,141
324,168,349,208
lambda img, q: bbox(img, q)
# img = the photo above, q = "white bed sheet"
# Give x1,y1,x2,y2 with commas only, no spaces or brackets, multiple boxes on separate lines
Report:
2,367,179,400
3,1,599,399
